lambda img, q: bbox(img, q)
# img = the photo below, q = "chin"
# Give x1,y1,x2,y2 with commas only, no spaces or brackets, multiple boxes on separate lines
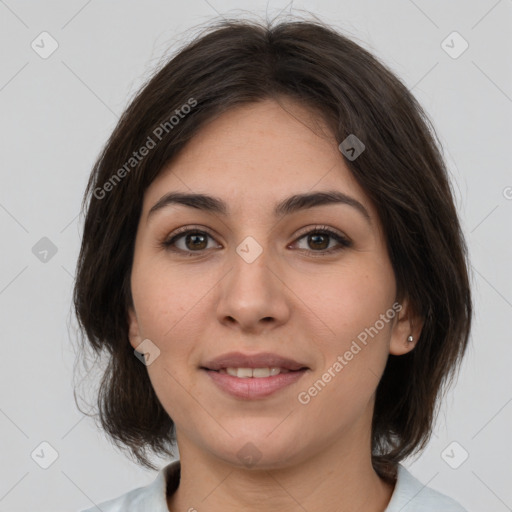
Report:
206,432,306,470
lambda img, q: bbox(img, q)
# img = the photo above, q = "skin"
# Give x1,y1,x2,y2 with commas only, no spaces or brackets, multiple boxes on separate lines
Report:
128,97,423,512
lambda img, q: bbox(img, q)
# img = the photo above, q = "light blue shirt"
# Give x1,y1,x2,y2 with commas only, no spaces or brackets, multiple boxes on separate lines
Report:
80,460,467,511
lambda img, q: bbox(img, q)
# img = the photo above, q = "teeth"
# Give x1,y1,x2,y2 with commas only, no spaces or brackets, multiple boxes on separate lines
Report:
223,367,287,378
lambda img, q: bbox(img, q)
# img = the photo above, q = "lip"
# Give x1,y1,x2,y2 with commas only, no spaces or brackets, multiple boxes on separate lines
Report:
201,351,308,371
200,351,309,400
203,368,308,399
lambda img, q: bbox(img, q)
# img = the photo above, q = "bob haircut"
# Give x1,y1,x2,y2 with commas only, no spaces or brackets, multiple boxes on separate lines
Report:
73,15,472,480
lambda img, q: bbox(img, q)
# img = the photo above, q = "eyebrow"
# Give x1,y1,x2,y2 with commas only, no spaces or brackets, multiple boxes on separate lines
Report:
147,190,371,224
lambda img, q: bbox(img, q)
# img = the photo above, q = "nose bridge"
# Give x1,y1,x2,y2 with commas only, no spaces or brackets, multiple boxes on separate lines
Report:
230,234,275,302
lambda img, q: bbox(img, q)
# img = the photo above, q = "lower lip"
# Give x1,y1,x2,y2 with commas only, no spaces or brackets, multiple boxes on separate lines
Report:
203,369,307,399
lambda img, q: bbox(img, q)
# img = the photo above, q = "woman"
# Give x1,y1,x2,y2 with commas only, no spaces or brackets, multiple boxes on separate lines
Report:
74,14,472,512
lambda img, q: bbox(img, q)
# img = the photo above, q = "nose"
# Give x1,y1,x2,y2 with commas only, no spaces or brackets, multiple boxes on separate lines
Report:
215,242,291,334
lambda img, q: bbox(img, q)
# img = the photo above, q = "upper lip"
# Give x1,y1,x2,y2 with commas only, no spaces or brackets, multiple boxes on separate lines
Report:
202,351,308,371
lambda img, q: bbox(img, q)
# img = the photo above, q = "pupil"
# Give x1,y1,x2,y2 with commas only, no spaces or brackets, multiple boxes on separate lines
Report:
187,233,207,250
310,233,328,250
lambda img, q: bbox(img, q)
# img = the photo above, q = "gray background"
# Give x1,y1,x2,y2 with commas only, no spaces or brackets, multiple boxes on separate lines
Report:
1,1,511,511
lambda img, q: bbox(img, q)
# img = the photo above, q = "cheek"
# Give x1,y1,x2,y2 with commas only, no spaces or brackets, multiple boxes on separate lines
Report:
131,255,210,340
292,258,396,347
292,260,395,405
130,258,218,402
130,262,205,413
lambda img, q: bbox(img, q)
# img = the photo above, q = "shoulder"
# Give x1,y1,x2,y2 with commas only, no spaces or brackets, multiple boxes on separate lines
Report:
79,484,151,512
385,464,468,512
79,460,180,512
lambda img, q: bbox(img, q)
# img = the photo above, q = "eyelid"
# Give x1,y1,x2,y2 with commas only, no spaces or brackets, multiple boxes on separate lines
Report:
292,224,350,243
166,224,216,238
161,224,220,249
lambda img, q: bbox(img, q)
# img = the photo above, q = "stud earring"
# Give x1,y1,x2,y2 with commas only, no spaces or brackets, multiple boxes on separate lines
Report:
407,335,414,343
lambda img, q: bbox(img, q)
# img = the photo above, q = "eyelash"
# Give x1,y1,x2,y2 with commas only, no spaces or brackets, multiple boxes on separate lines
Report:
161,225,352,258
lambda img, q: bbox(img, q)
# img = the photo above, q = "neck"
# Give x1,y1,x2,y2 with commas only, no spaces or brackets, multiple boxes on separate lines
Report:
167,420,395,512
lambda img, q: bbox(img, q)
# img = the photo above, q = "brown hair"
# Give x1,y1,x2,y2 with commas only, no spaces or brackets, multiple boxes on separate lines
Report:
72,14,472,479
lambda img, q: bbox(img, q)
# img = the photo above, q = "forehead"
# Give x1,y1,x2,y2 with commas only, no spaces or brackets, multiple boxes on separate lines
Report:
143,98,374,219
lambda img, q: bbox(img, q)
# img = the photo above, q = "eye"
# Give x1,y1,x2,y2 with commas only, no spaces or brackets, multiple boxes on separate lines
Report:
161,226,219,255
161,225,352,256
291,225,352,256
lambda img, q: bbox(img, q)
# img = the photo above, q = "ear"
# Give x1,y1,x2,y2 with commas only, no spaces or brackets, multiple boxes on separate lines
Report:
389,297,424,356
127,307,143,350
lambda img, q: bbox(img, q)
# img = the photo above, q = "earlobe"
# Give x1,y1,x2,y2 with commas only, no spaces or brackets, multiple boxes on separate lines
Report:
127,308,142,349
389,298,424,356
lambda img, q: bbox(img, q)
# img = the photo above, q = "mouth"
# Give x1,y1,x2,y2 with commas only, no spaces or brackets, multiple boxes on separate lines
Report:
206,367,307,377
200,352,309,399
201,351,309,372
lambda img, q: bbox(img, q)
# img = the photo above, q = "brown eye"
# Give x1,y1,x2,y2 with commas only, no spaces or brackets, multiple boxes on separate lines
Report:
292,227,352,256
182,232,209,251
162,229,218,254
161,225,351,257
308,233,330,250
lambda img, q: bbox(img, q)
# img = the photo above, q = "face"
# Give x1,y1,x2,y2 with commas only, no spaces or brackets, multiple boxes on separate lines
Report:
128,98,418,469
